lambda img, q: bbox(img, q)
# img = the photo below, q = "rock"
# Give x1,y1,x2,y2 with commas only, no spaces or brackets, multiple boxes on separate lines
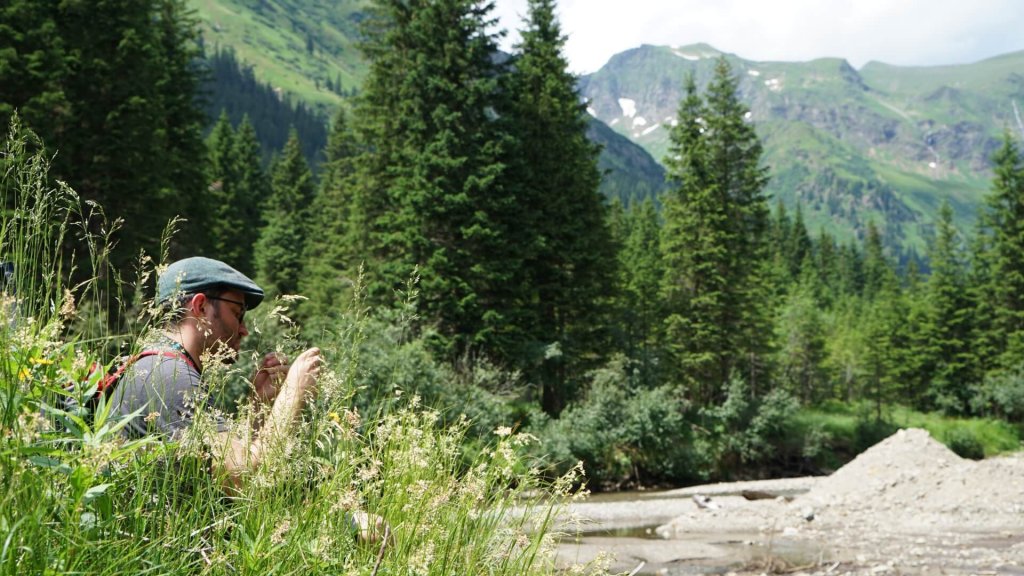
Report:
692,494,721,510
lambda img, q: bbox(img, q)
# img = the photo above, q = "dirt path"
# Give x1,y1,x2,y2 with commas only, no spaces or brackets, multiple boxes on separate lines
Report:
556,429,1024,575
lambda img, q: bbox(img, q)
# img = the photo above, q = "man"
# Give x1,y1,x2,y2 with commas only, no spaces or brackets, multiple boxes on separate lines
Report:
112,256,322,487
113,256,385,542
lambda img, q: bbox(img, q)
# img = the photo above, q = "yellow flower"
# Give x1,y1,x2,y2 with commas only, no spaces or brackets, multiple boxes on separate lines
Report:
328,412,341,424
18,367,31,380
30,357,53,366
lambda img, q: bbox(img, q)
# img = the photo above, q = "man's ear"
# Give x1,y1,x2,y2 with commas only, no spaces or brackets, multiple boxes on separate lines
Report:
187,292,209,317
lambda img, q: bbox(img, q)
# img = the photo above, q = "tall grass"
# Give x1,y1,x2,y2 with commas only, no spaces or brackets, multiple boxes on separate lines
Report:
0,119,586,575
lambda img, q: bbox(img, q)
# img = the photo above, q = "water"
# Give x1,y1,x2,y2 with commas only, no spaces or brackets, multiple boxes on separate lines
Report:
558,489,826,575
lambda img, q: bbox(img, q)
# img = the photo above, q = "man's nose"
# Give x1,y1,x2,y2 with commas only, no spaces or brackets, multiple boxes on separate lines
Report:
238,319,249,338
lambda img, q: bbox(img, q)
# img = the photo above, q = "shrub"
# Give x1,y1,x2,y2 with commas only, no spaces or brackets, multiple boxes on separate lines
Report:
944,428,985,460
530,356,693,489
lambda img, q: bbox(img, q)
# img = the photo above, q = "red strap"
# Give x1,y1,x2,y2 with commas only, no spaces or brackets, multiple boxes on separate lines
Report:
96,350,196,392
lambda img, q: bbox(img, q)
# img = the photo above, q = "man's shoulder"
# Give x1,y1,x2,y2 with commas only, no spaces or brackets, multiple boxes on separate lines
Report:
122,349,199,388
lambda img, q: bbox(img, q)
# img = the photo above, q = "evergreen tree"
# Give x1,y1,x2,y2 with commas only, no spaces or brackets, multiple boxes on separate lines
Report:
922,201,973,412
982,133,1024,368
349,0,517,357
153,0,210,255
776,267,827,403
787,203,812,280
1,0,208,268
862,221,893,299
300,107,359,321
967,218,999,382
205,111,248,269
815,228,839,306
505,0,617,414
233,114,271,274
0,0,69,144
617,198,664,387
660,60,771,405
254,130,314,297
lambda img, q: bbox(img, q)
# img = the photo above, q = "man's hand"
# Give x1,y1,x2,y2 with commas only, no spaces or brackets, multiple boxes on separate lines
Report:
349,510,390,546
286,347,321,401
252,352,288,404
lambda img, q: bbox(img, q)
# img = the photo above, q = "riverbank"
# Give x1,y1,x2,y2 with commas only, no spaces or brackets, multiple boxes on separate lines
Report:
556,428,1024,575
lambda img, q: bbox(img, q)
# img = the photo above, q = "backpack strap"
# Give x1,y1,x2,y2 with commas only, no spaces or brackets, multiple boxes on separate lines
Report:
96,349,197,394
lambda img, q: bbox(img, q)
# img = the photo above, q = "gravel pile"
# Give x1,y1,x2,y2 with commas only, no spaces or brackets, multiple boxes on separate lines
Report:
804,428,1024,519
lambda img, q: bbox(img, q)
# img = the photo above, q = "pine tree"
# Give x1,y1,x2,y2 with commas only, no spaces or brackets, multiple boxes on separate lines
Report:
617,198,664,387
254,130,314,298
921,201,973,411
787,203,812,280
660,59,771,405
349,0,517,357
152,0,210,255
862,221,892,299
776,267,827,403
815,228,839,306
1,0,208,269
300,107,359,321
206,111,248,269
233,115,271,275
0,0,69,142
983,133,1024,368
504,0,617,414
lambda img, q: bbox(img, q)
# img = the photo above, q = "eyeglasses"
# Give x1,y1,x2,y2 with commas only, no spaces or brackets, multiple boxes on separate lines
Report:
206,295,246,324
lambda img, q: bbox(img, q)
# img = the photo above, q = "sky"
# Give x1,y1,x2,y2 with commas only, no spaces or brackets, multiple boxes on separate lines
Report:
490,0,1024,74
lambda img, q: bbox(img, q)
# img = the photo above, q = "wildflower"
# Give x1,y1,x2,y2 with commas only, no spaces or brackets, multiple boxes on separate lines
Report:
408,540,435,575
144,412,161,423
59,288,76,320
29,357,53,366
328,411,341,424
18,367,30,380
343,408,361,429
357,459,380,482
494,426,513,437
270,519,291,545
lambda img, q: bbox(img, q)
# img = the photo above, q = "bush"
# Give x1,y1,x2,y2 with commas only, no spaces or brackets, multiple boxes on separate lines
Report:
944,428,985,460
970,367,1024,422
530,356,693,489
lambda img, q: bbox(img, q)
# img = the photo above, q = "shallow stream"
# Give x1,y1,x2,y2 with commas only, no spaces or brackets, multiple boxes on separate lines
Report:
556,484,826,575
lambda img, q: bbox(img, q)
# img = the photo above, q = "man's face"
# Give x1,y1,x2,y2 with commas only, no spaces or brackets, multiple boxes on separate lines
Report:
203,289,249,361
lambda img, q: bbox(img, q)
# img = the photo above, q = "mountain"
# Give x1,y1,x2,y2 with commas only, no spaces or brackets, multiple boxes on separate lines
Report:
192,0,367,112
587,117,666,207
580,43,1024,250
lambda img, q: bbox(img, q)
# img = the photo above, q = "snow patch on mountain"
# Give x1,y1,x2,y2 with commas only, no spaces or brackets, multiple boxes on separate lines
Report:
586,106,597,118
641,124,661,136
618,98,637,118
748,70,761,77
633,116,647,128
673,50,700,61
765,78,782,92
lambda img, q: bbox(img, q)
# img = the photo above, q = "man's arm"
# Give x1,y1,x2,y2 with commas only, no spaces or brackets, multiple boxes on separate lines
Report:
213,347,321,489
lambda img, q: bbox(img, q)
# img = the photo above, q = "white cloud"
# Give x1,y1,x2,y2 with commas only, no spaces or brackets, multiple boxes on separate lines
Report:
492,0,1024,74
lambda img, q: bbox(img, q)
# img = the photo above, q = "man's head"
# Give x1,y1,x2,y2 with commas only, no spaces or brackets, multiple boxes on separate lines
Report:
157,257,264,360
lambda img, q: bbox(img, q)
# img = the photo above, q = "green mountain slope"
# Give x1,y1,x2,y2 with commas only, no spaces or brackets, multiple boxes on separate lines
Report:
580,44,1024,250
191,0,367,111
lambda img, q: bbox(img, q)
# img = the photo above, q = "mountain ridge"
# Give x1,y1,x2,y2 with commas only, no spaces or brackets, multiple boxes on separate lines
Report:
580,42,1024,249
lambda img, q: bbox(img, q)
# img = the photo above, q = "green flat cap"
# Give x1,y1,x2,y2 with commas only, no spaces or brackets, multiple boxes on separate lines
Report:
158,257,264,309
